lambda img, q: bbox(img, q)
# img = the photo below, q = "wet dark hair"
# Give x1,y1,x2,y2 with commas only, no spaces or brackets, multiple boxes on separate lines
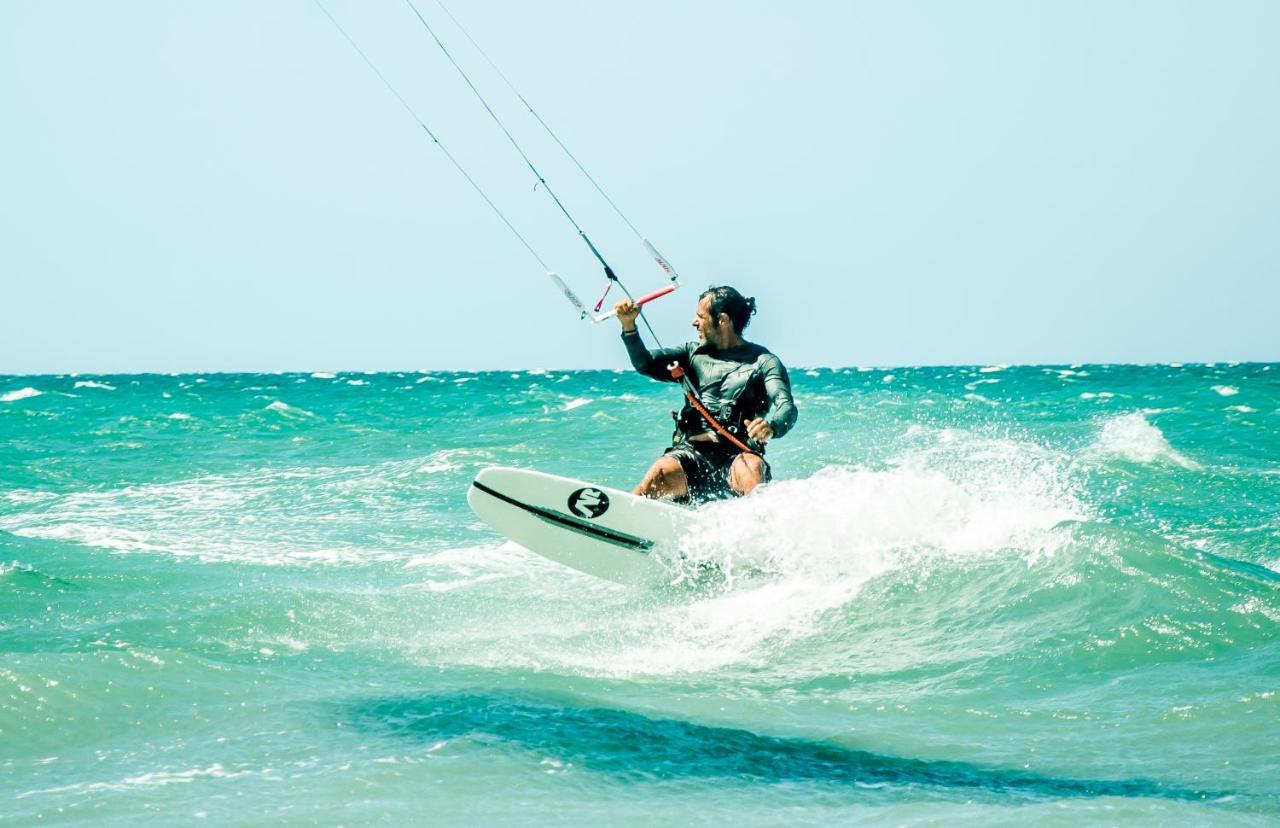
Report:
700,286,757,334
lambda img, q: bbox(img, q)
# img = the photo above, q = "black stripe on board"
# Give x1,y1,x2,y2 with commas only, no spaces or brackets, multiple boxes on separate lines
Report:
470,480,654,552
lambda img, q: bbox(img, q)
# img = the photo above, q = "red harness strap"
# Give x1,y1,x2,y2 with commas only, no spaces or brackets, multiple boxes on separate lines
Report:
667,361,759,456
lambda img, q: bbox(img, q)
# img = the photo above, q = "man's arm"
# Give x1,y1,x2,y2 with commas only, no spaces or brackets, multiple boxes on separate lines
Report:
746,354,798,443
616,299,688,382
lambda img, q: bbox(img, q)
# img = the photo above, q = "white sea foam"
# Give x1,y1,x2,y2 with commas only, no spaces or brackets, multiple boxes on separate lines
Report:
18,764,254,799
1232,595,1280,623
415,448,495,476
14,524,170,554
311,372,336,379
347,379,367,386
1085,412,1199,469
407,542,531,574
168,412,193,420
1212,385,1239,397
404,542,558,596
680,457,1081,582
0,452,480,566
264,400,314,418
1,387,42,402
73,380,116,390
415,448,483,474
566,575,867,677
1228,405,1257,414
562,398,592,411
5,490,58,505
431,428,1089,680
8,521,393,566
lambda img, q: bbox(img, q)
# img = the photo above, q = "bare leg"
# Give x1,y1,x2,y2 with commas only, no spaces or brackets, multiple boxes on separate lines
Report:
728,453,767,496
633,456,689,499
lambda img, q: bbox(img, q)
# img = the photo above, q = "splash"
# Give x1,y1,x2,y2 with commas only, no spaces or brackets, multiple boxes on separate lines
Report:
439,428,1092,680
679,428,1085,581
1086,412,1200,469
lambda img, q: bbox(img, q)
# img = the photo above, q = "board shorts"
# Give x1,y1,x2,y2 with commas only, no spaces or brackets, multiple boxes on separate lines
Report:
663,438,771,503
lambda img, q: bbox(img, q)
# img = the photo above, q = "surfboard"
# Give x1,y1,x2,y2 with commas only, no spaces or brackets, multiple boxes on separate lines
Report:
467,466,694,585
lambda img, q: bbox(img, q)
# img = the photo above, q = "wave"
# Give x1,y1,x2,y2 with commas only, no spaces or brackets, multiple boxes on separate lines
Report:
380,426,1274,690
1,387,42,402
0,451,496,567
263,400,315,418
389,517,1278,703
1083,412,1200,469
0,559,76,592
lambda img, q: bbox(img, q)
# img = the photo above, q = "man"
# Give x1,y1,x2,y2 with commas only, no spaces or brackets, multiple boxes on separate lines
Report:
615,286,797,502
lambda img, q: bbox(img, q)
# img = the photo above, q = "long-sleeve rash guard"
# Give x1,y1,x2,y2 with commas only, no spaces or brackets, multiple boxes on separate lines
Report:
621,330,798,440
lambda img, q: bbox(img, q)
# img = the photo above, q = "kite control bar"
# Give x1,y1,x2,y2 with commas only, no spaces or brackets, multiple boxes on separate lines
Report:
591,284,678,323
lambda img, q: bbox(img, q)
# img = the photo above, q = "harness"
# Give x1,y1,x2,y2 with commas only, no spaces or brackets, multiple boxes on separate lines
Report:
666,361,761,457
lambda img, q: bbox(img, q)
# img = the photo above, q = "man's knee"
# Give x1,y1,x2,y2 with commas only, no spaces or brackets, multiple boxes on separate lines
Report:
734,453,764,478
729,453,766,493
635,456,687,498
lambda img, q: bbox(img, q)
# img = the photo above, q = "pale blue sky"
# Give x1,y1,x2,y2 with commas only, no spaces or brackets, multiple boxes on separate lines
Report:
2,1,1277,373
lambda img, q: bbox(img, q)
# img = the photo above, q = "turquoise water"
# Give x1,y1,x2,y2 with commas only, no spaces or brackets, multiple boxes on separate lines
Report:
2,364,1278,825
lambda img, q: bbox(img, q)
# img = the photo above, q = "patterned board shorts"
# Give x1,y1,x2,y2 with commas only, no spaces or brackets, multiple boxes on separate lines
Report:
663,440,771,503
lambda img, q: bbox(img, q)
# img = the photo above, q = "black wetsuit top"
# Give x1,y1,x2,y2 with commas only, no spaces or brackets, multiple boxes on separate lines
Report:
621,331,798,443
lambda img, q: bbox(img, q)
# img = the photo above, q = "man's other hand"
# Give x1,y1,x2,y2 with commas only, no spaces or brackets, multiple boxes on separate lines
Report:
746,418,773,443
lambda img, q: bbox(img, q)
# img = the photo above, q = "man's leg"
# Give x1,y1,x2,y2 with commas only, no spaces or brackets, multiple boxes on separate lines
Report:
728,453,767,496
634,456,688,499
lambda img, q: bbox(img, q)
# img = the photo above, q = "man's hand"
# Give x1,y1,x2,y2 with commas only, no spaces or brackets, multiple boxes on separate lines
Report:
745,418,773,443
614,299,639,333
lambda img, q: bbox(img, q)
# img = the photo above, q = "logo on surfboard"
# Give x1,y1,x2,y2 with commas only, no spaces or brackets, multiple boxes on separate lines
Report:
567,487,610,519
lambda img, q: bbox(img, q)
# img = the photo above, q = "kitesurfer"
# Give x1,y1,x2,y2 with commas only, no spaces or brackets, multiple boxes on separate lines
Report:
615,286,798,502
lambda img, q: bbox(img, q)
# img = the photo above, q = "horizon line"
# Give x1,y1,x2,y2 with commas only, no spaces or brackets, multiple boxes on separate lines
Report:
2,360,1276,379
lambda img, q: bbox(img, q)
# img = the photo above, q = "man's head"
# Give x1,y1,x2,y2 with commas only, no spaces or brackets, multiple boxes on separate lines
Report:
693,286,756,347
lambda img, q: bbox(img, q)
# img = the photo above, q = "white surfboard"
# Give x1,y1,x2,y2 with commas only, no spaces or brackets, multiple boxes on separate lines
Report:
467,466,694,585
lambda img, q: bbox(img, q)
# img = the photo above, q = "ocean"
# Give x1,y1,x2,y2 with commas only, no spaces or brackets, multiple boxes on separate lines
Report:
2,363,1277,824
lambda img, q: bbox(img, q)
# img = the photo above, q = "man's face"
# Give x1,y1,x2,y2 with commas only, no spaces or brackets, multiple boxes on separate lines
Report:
692,297,725,347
